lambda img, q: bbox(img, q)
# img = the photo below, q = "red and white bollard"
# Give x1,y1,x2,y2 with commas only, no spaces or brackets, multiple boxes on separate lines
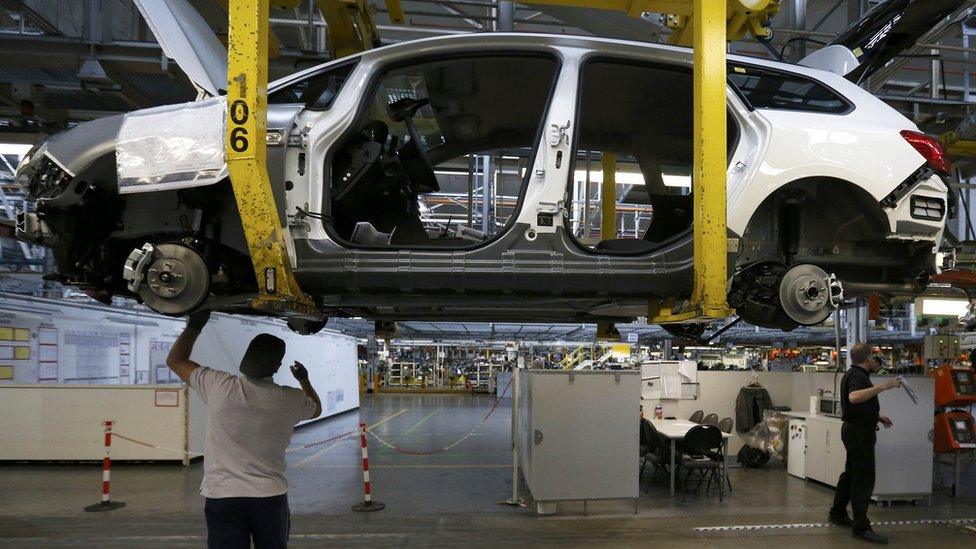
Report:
85,420,126,512
351,422,384,512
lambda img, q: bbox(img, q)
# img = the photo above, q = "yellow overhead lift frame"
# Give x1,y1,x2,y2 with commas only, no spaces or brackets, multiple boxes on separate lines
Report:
532,0,749,322
226,0,402,319
226,0,742,322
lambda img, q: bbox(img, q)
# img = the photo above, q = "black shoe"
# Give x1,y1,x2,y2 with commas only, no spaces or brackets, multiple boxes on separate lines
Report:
852,530,888,544
828,513,854,527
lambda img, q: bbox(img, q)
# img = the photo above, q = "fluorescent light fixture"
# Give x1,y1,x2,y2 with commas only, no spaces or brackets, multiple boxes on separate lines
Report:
0,143,32,156
514,167,693,188
916,297,970,318
662,173,692,187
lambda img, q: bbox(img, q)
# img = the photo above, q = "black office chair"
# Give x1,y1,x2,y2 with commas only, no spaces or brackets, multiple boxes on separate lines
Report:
716,418,735,492
639,419,670,490
679,425,724,501
689,410,704,424
702,413,719,427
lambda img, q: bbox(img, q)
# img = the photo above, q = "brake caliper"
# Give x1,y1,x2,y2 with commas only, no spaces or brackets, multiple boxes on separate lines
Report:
122,243,155,293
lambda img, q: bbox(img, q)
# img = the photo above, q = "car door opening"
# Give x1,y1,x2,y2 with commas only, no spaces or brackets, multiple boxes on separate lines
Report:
326,53,559,249
566,58,739,255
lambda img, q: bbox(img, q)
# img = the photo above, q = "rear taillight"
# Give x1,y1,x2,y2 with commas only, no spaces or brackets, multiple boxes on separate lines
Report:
900,130,952,175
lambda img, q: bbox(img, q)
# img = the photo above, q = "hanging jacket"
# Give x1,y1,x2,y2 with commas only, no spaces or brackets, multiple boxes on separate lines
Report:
735,385,773,433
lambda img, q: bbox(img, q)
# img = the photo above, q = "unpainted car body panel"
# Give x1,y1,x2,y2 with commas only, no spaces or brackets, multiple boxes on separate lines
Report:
14,33,951,327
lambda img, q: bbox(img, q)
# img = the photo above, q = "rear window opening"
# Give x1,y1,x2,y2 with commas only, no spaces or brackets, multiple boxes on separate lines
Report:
567,59,739,255
325,54,558,249
728,64,852,114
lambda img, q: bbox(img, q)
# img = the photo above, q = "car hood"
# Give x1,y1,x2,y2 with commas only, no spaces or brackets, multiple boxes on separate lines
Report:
133,0,227,97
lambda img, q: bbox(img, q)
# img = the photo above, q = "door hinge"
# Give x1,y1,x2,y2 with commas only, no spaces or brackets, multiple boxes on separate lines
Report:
299,122,314,148
549,119,571,147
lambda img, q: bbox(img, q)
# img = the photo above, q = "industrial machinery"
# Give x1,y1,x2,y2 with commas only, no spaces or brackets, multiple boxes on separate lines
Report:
934,411,976,453
932,365,976,496
933,364,976,407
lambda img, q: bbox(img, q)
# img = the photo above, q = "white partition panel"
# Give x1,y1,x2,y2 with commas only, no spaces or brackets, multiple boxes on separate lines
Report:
0,384,189,461
0,293,360,461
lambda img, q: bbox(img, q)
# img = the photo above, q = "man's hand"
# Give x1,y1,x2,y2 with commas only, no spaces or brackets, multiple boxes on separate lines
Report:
290,361,309,381
882,377,902,391
879,415,894,429
168,310,209,384
187,310,211,330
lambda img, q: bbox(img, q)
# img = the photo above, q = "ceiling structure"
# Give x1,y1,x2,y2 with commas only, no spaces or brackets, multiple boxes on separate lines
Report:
0,1,973,138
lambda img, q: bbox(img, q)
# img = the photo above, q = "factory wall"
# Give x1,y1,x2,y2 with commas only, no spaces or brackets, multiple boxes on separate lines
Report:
0,293,359,460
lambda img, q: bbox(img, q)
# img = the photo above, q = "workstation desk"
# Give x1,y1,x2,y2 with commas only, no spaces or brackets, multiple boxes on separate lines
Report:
650,418,731,498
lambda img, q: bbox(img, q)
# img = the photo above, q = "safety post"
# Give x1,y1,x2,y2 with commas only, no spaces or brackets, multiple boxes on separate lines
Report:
84,421,126,512
351,422,385,512
499,369,524,507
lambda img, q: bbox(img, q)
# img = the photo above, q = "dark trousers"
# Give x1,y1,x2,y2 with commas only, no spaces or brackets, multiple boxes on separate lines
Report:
204,494,290,549
830,422,877,533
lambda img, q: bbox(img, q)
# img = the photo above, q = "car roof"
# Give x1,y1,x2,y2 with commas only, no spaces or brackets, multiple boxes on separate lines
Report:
272,32,848,96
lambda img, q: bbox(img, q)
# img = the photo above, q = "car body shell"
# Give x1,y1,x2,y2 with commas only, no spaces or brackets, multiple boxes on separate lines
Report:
15,33,949,325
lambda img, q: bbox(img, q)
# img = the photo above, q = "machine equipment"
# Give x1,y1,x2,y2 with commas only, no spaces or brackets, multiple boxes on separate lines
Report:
934,411,976,453
933,364,976,407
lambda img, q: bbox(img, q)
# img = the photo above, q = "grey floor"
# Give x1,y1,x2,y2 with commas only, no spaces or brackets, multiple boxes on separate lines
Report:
2,393,976,547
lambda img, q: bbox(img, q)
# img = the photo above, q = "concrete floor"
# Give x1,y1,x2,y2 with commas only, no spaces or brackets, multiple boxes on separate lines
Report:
2,393,976,547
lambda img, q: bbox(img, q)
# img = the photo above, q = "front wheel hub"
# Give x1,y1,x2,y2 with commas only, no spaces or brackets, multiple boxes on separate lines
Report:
130,243,210,316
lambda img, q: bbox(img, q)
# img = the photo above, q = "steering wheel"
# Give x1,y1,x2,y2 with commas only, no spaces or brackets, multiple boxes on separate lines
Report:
388,98,440,193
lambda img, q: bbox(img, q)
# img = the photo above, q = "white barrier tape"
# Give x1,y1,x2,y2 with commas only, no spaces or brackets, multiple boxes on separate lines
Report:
112,433,203,457
694,517,976,533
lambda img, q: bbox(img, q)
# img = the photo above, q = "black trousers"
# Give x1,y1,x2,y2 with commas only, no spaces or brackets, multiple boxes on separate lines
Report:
204,494,290,549
830,422,877,533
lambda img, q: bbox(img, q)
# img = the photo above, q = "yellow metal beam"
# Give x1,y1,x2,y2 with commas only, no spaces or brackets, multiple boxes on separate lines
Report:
385,0,406,24
941,131,976,158
226,0,318,319
318,0,382,58
601,152,617,241
524,1,778,46
690,0,730,319
649,0,731,323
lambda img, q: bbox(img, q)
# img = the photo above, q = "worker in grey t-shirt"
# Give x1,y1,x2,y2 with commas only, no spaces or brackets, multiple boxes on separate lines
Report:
166,311,321,549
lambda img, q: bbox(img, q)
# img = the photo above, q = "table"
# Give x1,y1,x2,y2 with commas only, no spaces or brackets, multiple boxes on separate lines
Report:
650,419,731,498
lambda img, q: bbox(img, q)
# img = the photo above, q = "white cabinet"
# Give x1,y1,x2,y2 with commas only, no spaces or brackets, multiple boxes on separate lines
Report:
787,419,806,479
825,420,846,482
802,416,846,485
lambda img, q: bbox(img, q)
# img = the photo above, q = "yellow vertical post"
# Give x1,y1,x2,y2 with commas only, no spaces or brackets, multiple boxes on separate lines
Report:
601,152,617,240
226,0,317,318
691,0,731,318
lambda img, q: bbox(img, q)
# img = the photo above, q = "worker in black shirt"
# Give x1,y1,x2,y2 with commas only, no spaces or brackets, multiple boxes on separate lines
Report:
828,343,901,544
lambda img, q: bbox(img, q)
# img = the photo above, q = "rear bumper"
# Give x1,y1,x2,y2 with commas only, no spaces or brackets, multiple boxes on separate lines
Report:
885,172,948,241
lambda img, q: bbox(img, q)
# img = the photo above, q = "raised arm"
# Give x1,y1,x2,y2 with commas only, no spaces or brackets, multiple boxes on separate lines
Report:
290,361,322,419
166,311,211,383
849,377,901,404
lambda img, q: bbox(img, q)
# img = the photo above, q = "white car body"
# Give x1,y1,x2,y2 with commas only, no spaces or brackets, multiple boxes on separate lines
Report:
15,32,951,330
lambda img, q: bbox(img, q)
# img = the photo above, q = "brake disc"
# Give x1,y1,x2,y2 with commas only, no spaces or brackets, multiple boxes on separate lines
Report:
778,264,834,326
137,243,210,316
